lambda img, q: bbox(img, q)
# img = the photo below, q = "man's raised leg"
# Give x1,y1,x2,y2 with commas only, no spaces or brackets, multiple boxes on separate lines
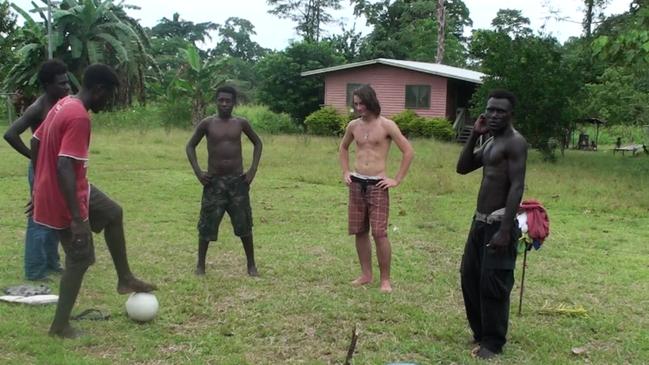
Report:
102,208,157,294
352,232,373,285
240,234,258,276
374,235,392,292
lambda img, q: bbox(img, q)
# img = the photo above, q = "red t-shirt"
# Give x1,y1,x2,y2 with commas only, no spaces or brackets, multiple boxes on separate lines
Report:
33,96,91,229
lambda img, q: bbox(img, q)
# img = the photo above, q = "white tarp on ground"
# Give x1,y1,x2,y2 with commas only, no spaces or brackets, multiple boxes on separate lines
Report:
0,294,58,305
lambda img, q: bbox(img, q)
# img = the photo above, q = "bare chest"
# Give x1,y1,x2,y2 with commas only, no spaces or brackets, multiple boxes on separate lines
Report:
353,124,389,148
482,140,508,168
206,121,243,143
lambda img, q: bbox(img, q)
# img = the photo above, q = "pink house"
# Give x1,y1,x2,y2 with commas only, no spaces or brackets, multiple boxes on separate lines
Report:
301,58,485,122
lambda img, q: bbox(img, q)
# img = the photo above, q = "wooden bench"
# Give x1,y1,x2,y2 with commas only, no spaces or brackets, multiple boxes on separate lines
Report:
614,144,648,156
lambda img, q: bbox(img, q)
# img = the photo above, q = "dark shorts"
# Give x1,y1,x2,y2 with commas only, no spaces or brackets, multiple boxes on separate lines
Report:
198,175,253,242
348,176,389,238
59,185,122,268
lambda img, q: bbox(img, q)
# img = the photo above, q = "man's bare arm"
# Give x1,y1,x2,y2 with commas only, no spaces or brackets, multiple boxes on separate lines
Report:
185,120,209,185
378,119,414,189
456,116,488,174
338,122,355,185
241,119,263,183
30,137,40,173
4,103,43,159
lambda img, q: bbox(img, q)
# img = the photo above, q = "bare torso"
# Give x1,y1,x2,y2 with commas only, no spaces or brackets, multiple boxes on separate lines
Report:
349,116,392,176
204,116,245,176
476,131,524,213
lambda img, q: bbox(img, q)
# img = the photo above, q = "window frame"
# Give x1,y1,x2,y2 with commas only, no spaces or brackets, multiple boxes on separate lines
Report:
405,84,431,109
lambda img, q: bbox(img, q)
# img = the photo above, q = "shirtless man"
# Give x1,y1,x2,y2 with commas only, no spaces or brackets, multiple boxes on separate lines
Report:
339,85,414,293
4,59,70,281
31,64,157,338
186,86,263,277
456,90,527,359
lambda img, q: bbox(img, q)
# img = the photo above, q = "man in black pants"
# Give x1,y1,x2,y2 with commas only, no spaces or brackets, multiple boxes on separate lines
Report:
456,90,527,359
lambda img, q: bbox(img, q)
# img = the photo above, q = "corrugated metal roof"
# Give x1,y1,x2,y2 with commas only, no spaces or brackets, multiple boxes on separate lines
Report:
301,58,486,84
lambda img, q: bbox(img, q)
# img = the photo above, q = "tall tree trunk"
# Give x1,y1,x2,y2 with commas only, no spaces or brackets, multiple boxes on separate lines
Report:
435,0,446,63
584,0,594,38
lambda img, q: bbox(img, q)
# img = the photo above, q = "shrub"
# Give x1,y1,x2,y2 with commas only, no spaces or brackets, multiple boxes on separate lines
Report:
236,104,300,134
392,109,420,135
392,110,454,141
427,117,455,141
304,106,345,136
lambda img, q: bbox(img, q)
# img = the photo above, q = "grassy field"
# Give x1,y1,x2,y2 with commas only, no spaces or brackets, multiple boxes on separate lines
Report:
0,128,648,364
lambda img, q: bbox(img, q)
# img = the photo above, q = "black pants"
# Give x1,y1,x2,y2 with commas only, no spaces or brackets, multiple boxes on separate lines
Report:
460,219,519,353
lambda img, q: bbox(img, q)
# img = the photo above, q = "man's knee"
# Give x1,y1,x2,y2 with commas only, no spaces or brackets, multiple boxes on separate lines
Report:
65,254,94,272
371,231,388,241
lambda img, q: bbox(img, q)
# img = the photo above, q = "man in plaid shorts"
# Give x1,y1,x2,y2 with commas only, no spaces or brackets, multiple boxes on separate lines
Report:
338,85,414,293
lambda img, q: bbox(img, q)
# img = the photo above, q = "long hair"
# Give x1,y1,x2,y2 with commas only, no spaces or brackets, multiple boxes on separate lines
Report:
352,84,381,116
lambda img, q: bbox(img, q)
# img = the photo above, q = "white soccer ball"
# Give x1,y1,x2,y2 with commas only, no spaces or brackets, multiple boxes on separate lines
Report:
125,292,159,322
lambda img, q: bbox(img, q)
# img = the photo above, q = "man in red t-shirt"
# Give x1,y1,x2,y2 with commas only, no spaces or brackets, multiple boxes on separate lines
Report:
31,64,157,339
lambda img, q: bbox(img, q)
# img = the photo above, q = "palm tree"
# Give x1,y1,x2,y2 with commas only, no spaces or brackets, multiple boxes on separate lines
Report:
54,0,154,104
5,0,154,105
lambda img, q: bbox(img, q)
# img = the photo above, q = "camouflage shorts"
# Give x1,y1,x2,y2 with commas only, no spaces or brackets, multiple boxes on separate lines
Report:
198,175,253,241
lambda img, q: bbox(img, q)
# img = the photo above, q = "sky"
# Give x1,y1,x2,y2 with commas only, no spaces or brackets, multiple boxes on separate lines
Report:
9,0,633,50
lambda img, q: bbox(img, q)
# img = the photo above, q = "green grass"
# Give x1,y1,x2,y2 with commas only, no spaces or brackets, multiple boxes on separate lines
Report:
1,128,648,364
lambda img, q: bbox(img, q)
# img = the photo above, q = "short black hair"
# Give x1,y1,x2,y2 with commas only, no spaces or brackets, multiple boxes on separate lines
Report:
352,84,381,116
82,63,119,90
216,85,237,103
488,89,517,110
37,59,68,87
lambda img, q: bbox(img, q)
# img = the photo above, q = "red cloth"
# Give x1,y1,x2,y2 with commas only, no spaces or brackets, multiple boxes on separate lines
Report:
519,199,550,242
33,96,91,229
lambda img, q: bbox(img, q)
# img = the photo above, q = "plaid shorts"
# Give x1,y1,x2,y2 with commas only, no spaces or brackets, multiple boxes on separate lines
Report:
348,176,389,237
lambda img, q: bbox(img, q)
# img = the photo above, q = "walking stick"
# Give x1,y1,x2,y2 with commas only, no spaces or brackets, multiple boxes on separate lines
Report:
518,243,529,316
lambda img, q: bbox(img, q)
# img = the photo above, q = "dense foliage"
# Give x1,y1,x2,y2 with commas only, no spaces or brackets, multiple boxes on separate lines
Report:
2,0,646,153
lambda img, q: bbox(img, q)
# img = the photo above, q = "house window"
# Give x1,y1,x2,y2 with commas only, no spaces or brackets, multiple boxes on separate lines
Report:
405,85,431,109
346,83,364,107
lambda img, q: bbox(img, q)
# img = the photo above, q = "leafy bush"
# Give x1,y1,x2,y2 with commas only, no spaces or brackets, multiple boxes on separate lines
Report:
304,106,345,136
392,110,454,140
427,117,455,141
235,104,300,134
392,109,420,135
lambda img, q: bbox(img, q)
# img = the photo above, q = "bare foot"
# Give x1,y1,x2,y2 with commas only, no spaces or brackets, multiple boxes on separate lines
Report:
195,266,206,276
379,280,392,293
117,275,157,294
49,324,83,339
351,276,372,286
247,265,258,277
472,346,497,360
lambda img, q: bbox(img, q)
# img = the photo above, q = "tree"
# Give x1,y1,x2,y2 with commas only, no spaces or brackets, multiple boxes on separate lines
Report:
150,12,218,44
148,12,218,99
256,41,343,124
583,0,609,38
323,24,364,62
469,26,580,160
211,17,268,62
352,0,472,65
2,3,51,100
267,0,342,42
491,9,531,38
4,0,153,105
